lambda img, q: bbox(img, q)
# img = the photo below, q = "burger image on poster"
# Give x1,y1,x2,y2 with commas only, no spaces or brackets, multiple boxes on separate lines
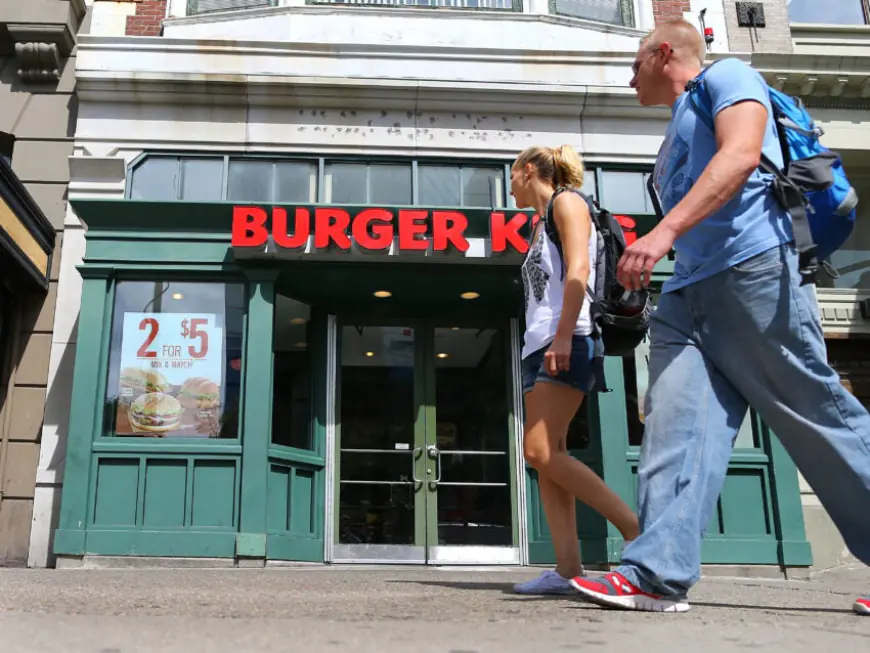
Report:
129,392,184,435
119,367,170,401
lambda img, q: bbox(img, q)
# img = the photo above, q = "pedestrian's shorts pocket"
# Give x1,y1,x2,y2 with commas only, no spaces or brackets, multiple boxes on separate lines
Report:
732,245,786,275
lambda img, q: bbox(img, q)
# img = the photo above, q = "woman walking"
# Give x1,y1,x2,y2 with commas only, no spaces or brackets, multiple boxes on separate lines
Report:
510,145,639,595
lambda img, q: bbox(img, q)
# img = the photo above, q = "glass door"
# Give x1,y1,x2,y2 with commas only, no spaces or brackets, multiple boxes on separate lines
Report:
331,320,520,564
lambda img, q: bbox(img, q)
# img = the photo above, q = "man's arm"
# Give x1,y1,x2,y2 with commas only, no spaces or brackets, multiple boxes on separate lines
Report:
657,99,768,239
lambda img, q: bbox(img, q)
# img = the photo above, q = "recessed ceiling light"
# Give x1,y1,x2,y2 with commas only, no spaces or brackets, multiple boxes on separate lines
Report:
295,342,307,349
460,292,479,300
436,352,449,359
171,293,184,300
365,351,375,357
290,317,307,325
373,290,392,298
451,327,460,331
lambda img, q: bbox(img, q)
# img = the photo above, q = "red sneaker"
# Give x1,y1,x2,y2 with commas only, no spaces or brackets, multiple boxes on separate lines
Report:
855,597,870,616
570,571,690,613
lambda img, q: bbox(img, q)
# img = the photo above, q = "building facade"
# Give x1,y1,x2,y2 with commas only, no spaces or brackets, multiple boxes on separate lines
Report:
0,0,85,566
24,0,867,573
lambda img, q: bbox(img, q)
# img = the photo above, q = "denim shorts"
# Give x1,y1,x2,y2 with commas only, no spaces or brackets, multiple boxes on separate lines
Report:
521,334,604,394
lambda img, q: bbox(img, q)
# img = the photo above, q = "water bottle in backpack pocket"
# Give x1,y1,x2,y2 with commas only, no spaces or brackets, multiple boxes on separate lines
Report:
687,62,859,282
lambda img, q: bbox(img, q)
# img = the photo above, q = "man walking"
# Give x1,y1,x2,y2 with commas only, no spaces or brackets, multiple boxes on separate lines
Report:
569,19,870,615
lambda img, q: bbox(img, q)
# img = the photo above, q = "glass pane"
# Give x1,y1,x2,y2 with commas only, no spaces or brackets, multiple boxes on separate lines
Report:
338,325,416,545
787,0,867,25
104,281,245,438
600,170,653,215
272,295,313,450
418,165,462,207
181,158,224,201
227,160,273,202
553,0,624,25
434,327,512,546
580,168,597,201
325,163,367,204
461,167,504,207
130,158,178,201
370,164,412,205
275,161,318,203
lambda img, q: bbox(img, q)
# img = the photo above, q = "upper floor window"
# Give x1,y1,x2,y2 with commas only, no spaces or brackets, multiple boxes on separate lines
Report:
187,0,277,15
787,0,869,25
552,0,635,27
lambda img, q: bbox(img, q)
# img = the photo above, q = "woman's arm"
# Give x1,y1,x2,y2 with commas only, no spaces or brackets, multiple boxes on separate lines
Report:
552,192,592,341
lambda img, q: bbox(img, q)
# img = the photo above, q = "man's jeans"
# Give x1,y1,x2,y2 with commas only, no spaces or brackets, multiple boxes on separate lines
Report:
618,243,870,597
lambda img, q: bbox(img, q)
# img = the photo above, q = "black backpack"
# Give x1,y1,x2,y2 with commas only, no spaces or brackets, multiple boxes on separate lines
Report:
543,187,652,357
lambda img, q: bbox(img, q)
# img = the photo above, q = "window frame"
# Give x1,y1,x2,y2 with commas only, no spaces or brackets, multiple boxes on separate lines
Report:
126,152,654,211
548,0,636,29
99,274,249,442
787,0,870,25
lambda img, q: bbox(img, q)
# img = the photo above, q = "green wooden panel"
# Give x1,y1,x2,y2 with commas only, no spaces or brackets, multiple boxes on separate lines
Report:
719,471,772,537
142,460,188,528
267,534,323,562
267,464,292,532
765,428,814,567
85,530,236,558
290,469,316,536
191,461,238,528
93,459,140,527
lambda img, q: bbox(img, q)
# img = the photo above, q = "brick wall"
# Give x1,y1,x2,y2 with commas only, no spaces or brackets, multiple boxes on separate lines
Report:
652,0,692,24
124,0,168,37
722,0,793,54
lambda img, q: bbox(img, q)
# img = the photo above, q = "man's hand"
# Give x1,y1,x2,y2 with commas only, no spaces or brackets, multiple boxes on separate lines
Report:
617,224,678,290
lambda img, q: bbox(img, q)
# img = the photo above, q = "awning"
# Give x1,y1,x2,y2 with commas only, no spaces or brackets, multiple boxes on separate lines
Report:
0,156,55,293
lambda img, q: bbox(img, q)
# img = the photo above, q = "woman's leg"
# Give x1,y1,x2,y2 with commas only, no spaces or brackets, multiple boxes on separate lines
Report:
524,382,640,561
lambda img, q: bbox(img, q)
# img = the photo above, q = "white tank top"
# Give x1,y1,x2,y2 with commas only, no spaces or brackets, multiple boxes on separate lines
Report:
521,205,597,359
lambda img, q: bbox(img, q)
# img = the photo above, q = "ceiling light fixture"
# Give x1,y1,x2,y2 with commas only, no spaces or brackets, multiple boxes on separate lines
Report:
373,290,392,298
460,292,479,300
295,342,307,349
365,351,375,357
436,352,449,359
290,317,307,325
171,293,184,300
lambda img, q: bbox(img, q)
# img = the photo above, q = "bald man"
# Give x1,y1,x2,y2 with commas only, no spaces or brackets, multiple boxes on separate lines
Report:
569,20,870,615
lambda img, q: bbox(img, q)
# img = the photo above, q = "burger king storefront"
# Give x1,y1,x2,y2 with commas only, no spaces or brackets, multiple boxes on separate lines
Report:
51,154,812,570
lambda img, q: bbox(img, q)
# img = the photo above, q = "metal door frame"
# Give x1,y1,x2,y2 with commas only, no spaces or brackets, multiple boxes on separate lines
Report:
324,315,527,565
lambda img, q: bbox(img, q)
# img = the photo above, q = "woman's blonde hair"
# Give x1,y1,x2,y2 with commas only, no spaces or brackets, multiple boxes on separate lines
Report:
515,144,585,189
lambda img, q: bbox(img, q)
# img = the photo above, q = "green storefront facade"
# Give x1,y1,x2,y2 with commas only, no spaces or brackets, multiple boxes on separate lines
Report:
52,154,813,569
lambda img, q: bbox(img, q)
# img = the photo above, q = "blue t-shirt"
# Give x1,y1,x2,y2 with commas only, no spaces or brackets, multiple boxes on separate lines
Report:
653,57,793,293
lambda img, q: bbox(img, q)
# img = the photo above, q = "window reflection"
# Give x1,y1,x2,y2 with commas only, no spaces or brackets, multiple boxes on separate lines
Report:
104,281,245,439
228,160,273,202
272,295,314,450
181,158,224,202
130,158,178,201
600,170,655,215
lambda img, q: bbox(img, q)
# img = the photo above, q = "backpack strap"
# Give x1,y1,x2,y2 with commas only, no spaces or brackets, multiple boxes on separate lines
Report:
686,67,819,284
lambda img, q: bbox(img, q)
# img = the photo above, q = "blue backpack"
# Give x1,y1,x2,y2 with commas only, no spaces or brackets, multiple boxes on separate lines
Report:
687,61,859,283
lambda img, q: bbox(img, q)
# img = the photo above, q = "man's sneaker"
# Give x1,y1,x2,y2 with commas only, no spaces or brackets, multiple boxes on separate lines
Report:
514,569,576,595
855,597,870,615
570,571,690,613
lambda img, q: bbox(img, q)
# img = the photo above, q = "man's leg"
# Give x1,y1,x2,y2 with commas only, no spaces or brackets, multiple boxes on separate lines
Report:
571,290,748,611
699,244,870,567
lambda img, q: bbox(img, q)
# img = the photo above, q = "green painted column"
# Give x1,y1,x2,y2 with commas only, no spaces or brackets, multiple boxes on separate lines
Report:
764,427,813,567
54,271,113,555
236,271,278,559
597,355,636,563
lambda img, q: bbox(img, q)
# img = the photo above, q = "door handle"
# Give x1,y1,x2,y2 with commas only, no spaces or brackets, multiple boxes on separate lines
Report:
411,446,423,486
427,445,442,484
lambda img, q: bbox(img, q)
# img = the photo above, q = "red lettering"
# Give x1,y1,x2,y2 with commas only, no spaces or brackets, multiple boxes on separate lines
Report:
490,212,529,254
231,206,268,247
352,208,394,250
273,207,310,249
314,208,351,250
398,210,429,251
432,211,470,253
615,215,637,246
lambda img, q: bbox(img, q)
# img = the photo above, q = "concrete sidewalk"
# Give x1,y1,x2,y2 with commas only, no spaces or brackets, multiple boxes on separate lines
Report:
0,565,867,652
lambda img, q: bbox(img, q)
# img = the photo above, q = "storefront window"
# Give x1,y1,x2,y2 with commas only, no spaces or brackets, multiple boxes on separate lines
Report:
552,0,633,27
103,281,245,439
271,294,314,450
275,161,318,203
787,0,868,25
181,158,224,202
130,157,178,201
324,162,413,205
599,170,656,215
228,160,273,202
418,165,504,207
